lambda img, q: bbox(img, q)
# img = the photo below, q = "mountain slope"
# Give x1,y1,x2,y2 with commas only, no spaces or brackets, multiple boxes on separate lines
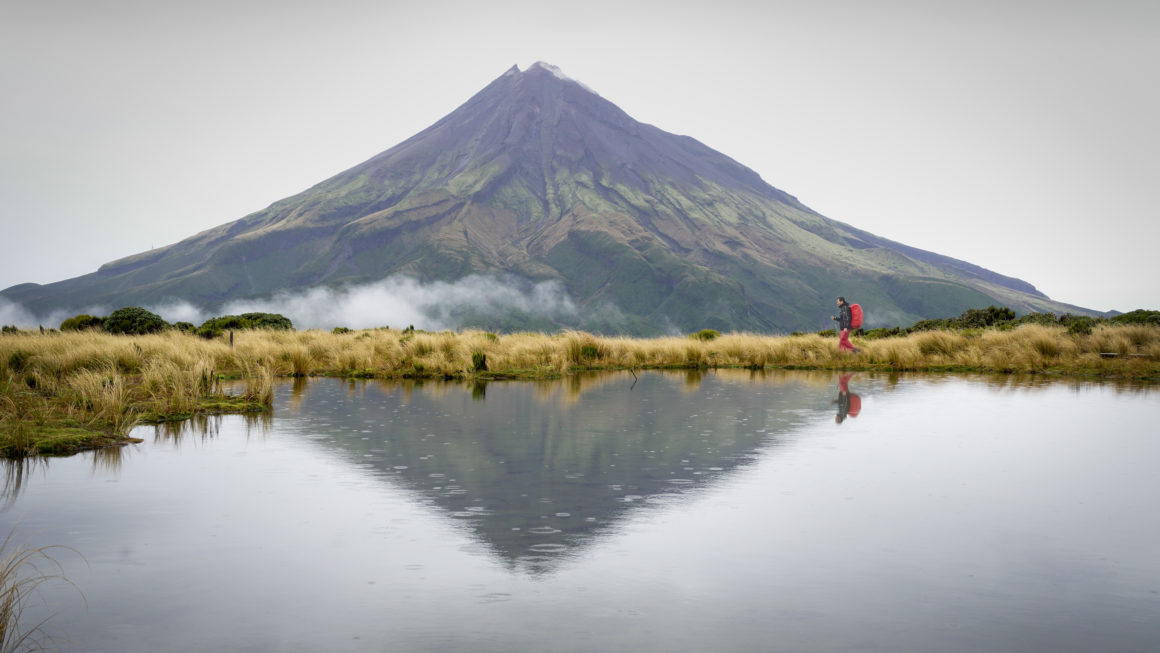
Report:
2,62,1094,333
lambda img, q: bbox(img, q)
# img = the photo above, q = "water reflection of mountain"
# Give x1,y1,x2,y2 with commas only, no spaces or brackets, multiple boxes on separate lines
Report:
279,371,837,574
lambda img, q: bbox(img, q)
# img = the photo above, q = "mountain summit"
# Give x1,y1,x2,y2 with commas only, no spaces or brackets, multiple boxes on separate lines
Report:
2,63,1089,333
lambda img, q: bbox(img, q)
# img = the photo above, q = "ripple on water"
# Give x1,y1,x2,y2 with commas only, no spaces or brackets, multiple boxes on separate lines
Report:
528,543,568,554
528,526,561,535
516,555,553,568
476,592,513,604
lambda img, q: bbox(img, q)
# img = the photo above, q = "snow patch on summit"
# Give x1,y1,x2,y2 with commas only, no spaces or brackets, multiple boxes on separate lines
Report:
524,61,599,95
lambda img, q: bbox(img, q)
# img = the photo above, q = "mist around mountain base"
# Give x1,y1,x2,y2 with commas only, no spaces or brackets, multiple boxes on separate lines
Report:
0,274,655,335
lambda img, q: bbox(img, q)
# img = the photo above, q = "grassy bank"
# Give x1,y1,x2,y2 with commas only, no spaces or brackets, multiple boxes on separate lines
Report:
2,323,1158,457
0,331,274,457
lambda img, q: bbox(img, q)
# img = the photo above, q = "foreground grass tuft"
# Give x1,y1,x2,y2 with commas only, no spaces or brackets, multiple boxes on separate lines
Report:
0,530,83,653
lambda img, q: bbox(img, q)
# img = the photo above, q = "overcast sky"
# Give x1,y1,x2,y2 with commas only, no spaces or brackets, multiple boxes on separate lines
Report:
2,0,1156,314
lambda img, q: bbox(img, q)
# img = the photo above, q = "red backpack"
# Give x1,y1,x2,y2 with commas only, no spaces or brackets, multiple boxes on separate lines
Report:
849,303,863,329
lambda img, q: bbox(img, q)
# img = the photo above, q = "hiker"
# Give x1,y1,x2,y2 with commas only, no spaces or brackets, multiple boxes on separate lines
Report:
831,297,859,353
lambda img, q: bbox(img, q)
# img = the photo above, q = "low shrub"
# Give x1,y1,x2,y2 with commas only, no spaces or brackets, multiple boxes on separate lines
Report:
60,314,105,331
1108,309,1160,326
199,312,293,332
956,306,1016,328
197,312,294,339
909,318,952,332
862,327,903,340
103,307,168,335
1015,312,1059,326
691,329,720,342
1067,318,1094,336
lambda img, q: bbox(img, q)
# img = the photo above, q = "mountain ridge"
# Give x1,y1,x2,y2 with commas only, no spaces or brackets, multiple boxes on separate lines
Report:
2,63,1094,333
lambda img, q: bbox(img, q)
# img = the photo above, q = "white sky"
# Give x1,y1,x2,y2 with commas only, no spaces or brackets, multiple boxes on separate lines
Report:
1,0,1157,313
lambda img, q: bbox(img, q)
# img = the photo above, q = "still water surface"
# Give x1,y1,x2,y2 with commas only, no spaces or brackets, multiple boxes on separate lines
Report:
3,371,1159,652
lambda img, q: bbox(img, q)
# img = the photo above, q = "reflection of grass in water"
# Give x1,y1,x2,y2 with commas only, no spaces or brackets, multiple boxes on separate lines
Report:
0,530,84,653
0,460,41,513
147,410,273,444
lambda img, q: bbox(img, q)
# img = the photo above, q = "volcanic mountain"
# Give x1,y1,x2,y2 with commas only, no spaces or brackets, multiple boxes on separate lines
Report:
2,62,1090,333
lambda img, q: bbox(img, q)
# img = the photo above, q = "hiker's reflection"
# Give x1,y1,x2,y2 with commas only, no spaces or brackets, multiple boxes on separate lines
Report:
835,373,862,424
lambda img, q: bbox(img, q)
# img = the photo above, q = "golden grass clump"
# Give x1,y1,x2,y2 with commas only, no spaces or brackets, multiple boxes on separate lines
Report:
139,357,218,418
240,360,276,405
911,330,969,358
864,337,921,370
65,366,137,433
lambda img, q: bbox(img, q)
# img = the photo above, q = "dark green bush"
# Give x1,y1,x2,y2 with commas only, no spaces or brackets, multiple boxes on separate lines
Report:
1067,318,1094,336
862,327,903,339
1,325,21,334
1015,312,1059,326
1109,309,1160,326
896,306,1129,334
195,326,222,339
332,326,352,334
196,312,294,339
172,321,196,333
60,314,105,331
103,307,168,335
908,318,952,332
691,329,720,341
472,351,488,372
199,312,293,332
956,306,1015,328
904,306,1019,333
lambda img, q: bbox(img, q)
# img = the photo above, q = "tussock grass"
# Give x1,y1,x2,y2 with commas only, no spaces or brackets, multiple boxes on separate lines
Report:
0,331,272,457
1,323,1158,457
